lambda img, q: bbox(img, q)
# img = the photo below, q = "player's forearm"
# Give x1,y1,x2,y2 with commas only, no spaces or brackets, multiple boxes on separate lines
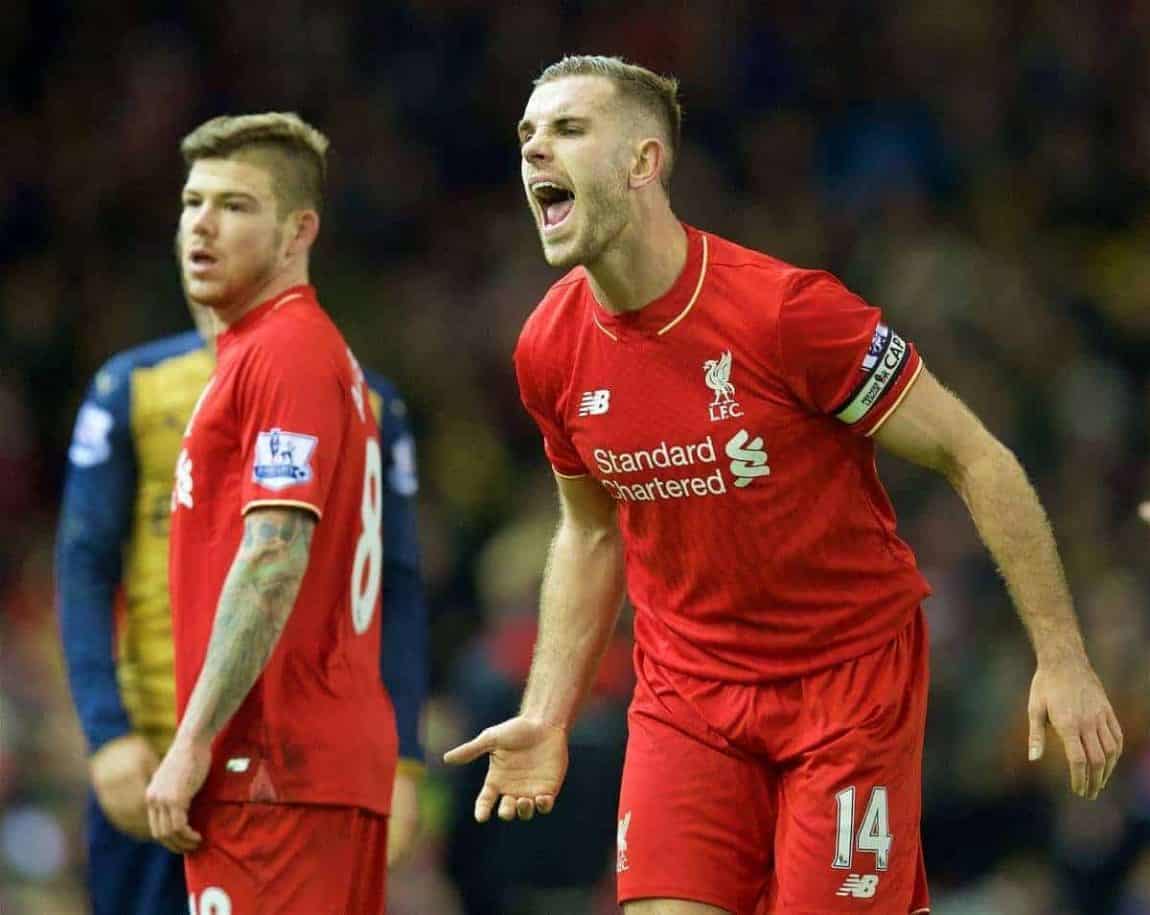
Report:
950,441,1088,665
520,519,626,730
175,511,314,745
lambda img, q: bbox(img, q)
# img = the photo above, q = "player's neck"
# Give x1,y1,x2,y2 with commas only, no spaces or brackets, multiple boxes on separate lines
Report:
213,265,310,327
585,209,686,315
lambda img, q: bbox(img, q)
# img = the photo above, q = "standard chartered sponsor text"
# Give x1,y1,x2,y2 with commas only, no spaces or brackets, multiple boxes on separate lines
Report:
594,433,766,502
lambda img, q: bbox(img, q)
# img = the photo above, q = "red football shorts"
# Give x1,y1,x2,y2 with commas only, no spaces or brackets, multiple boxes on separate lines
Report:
184,802,388,915
617,608,930,915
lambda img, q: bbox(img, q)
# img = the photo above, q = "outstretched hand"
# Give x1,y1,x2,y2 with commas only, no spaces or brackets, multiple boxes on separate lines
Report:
443,716,568,822
1028,659,1123,800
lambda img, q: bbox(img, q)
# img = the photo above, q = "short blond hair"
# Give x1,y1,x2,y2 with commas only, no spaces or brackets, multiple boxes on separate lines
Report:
180,112,330,216
535,56,682,189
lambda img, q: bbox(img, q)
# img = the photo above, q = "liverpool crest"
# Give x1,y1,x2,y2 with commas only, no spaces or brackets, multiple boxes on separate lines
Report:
704,351,743,421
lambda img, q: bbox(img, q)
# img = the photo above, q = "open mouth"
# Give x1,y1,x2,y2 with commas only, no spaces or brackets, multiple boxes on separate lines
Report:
188,251,218,271
532,181,575,230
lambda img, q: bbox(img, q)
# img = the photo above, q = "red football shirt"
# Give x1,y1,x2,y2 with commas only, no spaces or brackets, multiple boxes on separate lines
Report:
169,286,397,814
515,225,932,682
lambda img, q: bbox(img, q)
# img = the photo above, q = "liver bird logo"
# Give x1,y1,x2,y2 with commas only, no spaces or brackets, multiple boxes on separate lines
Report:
616,810,632,873
703,351,736,405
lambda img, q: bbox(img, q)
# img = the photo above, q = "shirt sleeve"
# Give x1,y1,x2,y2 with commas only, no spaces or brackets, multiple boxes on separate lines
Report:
55,355,136,752
777,270,923,437
513,331,587,477
236,341,347,518
367,374,428,768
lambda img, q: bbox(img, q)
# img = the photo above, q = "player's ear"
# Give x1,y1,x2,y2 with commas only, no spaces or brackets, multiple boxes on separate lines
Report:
283,210,320,260
629,137,665,191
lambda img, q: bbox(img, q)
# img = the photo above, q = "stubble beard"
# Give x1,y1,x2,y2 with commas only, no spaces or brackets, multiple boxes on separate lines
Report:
542,174,628,270
177,228,283,314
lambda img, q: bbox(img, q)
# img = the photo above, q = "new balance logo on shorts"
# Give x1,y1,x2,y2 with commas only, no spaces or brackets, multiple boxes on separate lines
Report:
836,874,879,898
579,389,611,416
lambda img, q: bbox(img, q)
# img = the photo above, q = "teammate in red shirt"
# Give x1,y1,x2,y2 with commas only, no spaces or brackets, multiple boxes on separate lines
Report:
445,57,1124,914
146,113,396,915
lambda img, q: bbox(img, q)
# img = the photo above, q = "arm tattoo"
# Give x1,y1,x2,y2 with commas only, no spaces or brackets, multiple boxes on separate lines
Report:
179,508,315,742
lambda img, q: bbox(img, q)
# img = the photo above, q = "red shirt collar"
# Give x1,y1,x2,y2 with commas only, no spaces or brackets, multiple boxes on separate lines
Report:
217,285,316,352
587,224,706,339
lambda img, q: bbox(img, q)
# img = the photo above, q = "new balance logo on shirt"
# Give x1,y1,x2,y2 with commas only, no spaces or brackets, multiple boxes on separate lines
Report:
579,389,611,416
836,873,879,898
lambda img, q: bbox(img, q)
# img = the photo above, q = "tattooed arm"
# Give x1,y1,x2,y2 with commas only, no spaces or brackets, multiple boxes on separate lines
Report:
179,506,315,742
146,506,315,852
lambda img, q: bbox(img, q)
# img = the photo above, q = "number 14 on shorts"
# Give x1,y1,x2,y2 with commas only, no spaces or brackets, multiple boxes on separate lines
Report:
832,785,891,871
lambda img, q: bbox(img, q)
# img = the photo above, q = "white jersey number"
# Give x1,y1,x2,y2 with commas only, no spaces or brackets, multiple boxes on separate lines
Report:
189,888,232,915
350,438,383,634
832,785,892,871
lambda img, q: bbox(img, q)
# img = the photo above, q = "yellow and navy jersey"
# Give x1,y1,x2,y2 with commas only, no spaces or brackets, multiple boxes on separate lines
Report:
56,330,428,768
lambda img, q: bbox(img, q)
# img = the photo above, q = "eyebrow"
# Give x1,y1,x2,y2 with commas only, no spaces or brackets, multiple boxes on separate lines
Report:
182,189,261,204
517,115,590,139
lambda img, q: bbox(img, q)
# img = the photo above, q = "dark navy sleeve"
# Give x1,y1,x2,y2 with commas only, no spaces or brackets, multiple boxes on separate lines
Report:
368,372,428,766
55,355,137,753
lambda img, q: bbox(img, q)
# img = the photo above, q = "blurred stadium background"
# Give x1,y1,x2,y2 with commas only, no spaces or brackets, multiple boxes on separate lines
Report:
2,1,1148,912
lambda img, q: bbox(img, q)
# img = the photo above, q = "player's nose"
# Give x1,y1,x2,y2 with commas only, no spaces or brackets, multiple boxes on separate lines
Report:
521,133,551,165
189,205,218,237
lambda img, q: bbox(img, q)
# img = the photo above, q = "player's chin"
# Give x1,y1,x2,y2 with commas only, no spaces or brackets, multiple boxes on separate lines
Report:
539,234,581,269
182,275,228,308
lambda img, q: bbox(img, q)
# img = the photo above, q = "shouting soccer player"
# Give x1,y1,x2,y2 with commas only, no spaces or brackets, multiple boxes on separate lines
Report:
143,113,405,914
445,57,1123,915
56,294,427,914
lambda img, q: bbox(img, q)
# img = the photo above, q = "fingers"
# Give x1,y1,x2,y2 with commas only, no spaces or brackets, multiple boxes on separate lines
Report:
476,785,556,823
1107,711,1124,762
497,796,542,821
1027,703,1047,762
1033,666,1125,799
443,730,495,766
451,717,566,824
1080,729,1106,800
474,781,500,823
1063,735,1088,797
1061,721,1112,799
1056,705,1124,799
1099,711,1123,793
146,797,202,853
164,822,203,853
147,800,164,848
1099,723,1120,793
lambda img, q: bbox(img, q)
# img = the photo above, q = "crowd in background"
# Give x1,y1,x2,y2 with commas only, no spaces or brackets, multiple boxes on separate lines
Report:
1,1,1148,912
